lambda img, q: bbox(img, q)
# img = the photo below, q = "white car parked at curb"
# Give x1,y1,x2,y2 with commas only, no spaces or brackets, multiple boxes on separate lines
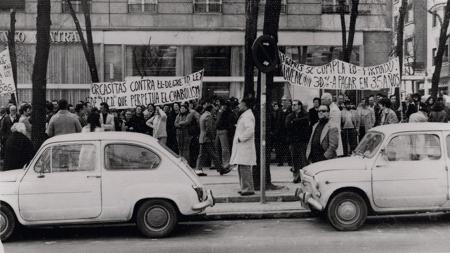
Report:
296,123,450,231
0,132,214,241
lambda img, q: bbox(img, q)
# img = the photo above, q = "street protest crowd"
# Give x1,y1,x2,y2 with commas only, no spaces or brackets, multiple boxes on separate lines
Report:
0,91,448,195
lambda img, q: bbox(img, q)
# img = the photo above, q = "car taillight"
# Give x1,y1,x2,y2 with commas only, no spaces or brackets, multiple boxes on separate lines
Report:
193,186,204,201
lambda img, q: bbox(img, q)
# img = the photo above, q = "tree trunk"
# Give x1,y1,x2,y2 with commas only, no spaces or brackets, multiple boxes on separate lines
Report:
395,0,407,120
431,0,450,98
253,0,281,189
82,0,99,82
339,0,347,53
8,9,17,105
66,0,99,83
244,0,259,98
31,0,51,149
343,0,359,63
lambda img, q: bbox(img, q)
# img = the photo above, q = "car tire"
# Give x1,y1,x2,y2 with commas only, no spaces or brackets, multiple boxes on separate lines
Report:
326,191,367,231
136,200,178,238
0,205,17,241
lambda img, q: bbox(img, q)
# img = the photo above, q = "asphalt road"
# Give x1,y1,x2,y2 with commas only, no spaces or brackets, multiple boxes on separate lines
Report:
4,214,450,253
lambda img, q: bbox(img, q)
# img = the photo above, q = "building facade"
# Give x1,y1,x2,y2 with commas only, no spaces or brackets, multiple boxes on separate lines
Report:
0,0,392,106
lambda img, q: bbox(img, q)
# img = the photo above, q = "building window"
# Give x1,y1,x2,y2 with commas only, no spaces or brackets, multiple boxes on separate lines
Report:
192,47,231,76
404,1,413,24
404,37,414,57
321,0,349,14
128,0,158,14
0,0,25,11
393,15,399,32
433,48,437,66
432,12,439,27
193,0,222,13
62,0,91,13
126,46,177,77
259,0,287,14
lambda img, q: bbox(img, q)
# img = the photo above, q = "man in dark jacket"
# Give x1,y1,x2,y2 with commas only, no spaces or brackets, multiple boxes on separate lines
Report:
274,98,292,166
0,107,12,160
215,100,236,169
285,100,310,183
4,123,35,171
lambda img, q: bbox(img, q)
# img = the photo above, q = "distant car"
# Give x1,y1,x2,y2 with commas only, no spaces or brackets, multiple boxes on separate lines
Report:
296,123,450,231
0,132,214,241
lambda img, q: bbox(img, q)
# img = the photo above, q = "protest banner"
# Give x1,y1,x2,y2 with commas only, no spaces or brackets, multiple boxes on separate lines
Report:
0,48,16,95
280,52,401,90
89,70,203,109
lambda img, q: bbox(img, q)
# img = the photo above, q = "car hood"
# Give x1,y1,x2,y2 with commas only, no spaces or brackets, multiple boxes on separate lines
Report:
0,169,24,182
303,156,366,176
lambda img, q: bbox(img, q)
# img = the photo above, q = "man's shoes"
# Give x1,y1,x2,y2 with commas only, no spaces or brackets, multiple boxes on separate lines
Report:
218,166,232,175
195,169,207,176
266,184,284,191
238,191,255,196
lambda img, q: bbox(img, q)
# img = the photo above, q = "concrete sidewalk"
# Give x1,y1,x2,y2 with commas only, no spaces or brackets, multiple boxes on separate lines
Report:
197,165,309,219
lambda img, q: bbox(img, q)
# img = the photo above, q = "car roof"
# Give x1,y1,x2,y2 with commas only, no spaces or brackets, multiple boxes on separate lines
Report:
370,123,450,135
43,132,159,145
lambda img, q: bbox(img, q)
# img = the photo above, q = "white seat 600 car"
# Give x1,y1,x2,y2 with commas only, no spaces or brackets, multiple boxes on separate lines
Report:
0,132,214,241
296,123,450,231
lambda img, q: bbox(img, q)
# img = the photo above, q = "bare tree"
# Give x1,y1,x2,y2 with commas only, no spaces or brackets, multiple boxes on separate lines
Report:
339,0,359,63
65,0,99,82
244,0,259,98
7,9,18,105
431,0,450,98
31,0,51,149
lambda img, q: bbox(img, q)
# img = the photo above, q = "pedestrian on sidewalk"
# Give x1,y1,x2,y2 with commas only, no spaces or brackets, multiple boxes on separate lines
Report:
285,100,310,184
46,99,82,137
195,104,231,176
341,100,358,156
306,105,339,163
230,97,256,196
215,99,236,169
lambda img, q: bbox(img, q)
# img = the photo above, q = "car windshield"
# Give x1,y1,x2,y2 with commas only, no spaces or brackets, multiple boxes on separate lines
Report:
353,132,384,158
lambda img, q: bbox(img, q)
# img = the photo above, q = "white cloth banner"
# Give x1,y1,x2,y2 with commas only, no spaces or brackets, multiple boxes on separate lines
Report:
89,70,203,109
0,48,16,95
280,52,401,90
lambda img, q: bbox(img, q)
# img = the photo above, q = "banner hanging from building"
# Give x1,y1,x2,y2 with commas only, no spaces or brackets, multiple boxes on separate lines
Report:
0,48,16,95
280,52,401,90
89,70,203,109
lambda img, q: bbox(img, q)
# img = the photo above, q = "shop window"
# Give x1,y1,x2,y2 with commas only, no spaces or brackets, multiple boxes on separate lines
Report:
193,0,222,13
192,46,231,76
128,0,158,14
259,0,287,14
322,0,349,14
126,46,177,77
0,0,25,11
62,0,91,13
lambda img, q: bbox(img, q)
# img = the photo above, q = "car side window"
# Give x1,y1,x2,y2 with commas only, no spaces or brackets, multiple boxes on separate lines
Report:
34,144,96,173
105,144,161,170
385,134,441,162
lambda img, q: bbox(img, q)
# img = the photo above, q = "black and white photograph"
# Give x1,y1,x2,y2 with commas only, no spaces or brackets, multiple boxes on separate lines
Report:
1,0,450,252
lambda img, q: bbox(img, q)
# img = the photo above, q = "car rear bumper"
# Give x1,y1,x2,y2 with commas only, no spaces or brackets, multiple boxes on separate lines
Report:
192,189,215,211
295,188,323,211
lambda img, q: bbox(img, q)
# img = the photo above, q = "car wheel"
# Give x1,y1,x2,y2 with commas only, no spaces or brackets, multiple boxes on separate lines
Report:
136,200,178,238
326,191,367,231
0,205,16,241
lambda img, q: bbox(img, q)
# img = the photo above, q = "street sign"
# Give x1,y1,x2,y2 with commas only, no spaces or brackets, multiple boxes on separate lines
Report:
252,35,279,73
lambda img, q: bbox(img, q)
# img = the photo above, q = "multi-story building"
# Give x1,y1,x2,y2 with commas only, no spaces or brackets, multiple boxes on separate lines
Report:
0,0,392,105
392,0,427,97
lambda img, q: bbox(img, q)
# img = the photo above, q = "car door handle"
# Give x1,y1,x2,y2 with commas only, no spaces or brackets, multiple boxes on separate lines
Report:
37,174,45,178
375,164,386,168
87,175,101,179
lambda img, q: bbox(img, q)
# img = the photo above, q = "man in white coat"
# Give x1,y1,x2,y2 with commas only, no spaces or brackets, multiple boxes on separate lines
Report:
230,97,256,196
321,93,343,157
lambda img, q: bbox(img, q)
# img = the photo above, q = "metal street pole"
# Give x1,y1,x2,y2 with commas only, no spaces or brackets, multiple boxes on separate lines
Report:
260,72,266,204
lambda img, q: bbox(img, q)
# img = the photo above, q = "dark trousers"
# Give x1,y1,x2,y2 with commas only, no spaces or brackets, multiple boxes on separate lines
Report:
189,135,199,168
275,138,290,165
359,126,366,141
342,128,358,156
289,142,308,181
196,142,221,170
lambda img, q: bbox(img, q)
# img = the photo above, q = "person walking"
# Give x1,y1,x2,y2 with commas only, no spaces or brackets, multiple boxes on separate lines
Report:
230,97,257,196
146,106,168,145
341,100,358,156
215,100,235,170
4,123,35,171
195,105,231,176
285,100,310,183
306,105,339,163
46,99,82,137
